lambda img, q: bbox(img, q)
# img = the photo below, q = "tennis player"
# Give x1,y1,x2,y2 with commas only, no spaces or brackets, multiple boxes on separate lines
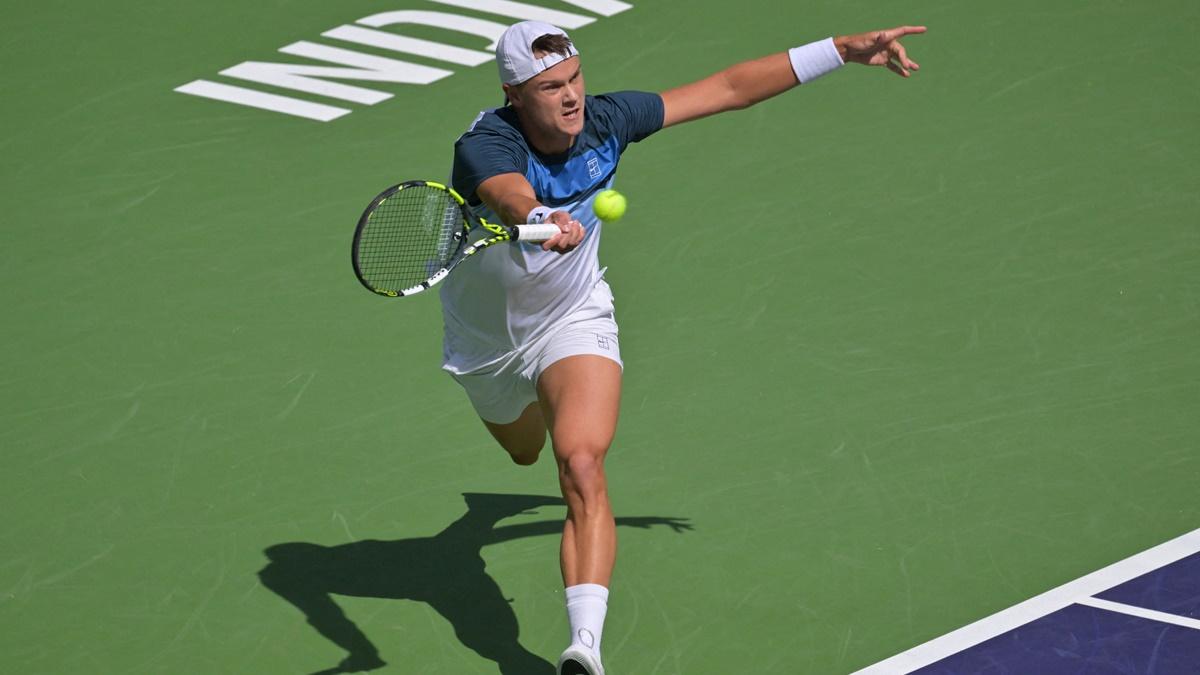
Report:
445,20,924,675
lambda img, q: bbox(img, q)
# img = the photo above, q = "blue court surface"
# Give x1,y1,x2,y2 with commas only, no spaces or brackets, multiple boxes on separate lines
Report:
856,529,1200,674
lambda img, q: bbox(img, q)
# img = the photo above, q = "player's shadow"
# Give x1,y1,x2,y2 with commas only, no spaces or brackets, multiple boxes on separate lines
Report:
258,492,692,674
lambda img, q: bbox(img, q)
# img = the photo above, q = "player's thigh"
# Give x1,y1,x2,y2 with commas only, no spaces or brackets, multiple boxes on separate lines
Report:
536,354,622,460
481,401,546,456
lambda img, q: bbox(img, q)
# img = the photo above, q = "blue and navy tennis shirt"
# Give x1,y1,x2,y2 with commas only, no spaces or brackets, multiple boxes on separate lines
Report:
451,91,663,208
440,91,664,373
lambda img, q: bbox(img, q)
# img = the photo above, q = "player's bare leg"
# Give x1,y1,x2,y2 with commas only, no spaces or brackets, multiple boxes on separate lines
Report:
537,354,620,587
537,354,620,674
483,402,547,465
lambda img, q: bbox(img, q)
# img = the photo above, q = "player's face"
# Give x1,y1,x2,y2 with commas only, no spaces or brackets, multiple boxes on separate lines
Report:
511,56,585,143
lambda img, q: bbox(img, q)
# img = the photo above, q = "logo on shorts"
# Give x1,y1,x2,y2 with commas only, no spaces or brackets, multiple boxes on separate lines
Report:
596,334,610,350
587,156,602,179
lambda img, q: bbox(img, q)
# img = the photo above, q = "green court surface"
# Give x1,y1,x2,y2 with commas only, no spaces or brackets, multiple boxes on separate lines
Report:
3,1,1198,673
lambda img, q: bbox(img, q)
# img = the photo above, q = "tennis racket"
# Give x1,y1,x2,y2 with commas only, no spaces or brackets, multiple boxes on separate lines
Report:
351,180,563,297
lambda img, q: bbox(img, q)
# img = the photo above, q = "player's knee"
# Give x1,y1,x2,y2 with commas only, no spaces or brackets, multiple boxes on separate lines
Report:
500,433,545,465
508,446,542,466
558,450,607,496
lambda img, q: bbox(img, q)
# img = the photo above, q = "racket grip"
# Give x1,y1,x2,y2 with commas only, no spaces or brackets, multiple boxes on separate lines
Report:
514,223,563,243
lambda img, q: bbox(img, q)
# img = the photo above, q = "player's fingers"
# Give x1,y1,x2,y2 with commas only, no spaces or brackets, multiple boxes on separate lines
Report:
561,220,580,246
885,60,909,77
890,42,918,71
543,220,571,250
544,222,584,253
882,25,927,42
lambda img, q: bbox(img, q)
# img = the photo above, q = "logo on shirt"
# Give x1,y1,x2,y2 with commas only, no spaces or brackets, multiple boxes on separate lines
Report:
587,156,602,180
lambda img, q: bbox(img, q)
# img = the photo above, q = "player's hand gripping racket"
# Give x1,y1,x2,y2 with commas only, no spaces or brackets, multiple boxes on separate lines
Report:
351,180,562,297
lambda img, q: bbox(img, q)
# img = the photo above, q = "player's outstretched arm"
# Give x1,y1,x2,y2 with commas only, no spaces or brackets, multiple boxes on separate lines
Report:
476,172,584,253
660,25,926,128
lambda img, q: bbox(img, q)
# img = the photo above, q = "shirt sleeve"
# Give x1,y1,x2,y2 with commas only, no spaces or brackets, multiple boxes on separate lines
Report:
451,124,528,206
594,91,665,150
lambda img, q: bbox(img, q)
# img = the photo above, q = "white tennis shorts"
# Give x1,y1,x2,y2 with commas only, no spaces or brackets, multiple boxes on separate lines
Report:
445,281,622,424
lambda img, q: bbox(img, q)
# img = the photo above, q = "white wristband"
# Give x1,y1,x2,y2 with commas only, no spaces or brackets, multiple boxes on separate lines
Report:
788,37,844,84
526,205,554,224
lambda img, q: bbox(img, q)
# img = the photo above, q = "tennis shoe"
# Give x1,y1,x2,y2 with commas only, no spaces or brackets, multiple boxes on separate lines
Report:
557,644,605,675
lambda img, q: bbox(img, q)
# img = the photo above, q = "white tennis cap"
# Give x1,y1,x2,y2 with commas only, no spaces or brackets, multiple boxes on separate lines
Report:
496,21,579,86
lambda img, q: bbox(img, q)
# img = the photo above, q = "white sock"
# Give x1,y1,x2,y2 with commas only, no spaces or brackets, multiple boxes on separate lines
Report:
565,583,609,654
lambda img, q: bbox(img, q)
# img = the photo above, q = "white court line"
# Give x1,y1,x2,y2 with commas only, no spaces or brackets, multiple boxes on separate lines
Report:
1077,596,1200,631
852,527,1200,674
175,80,352,122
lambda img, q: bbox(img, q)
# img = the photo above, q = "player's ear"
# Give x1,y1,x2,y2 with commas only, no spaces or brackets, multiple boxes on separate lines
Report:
502,83,517,107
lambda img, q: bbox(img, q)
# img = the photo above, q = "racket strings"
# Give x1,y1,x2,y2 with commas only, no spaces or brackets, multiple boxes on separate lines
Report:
356,186,463,290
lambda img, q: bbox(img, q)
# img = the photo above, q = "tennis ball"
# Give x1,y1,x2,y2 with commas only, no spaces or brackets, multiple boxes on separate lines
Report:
593,189,627,222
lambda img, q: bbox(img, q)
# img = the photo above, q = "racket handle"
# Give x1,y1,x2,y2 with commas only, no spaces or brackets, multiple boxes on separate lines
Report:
513,223,563,243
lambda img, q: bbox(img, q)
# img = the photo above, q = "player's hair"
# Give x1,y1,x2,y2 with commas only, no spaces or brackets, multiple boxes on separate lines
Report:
531,33,574,58
504,33,575,105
